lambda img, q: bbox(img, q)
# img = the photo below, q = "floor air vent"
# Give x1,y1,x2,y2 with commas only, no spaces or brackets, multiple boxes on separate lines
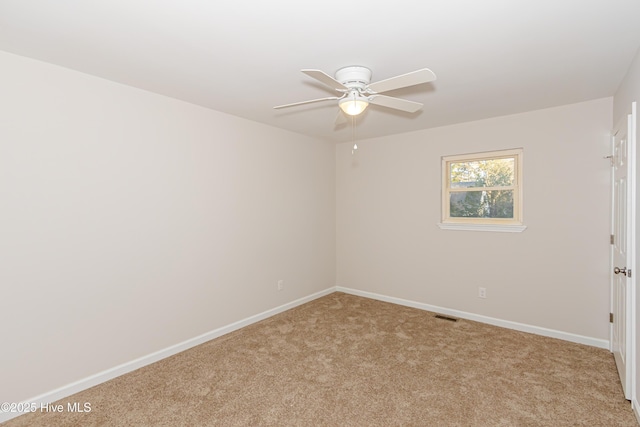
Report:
434,314,458,322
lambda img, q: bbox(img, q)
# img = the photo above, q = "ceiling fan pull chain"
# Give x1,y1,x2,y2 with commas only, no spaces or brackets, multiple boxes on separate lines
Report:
351,115,358,154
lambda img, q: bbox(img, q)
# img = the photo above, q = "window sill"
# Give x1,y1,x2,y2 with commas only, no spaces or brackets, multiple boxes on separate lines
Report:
437,223,527,233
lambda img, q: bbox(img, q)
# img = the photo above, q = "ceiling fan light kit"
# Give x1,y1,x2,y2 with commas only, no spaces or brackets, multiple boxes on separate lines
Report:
274,65,436,118
339,94,369,116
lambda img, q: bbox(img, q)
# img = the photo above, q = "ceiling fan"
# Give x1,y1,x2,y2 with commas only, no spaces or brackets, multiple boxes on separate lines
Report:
274,66,436,116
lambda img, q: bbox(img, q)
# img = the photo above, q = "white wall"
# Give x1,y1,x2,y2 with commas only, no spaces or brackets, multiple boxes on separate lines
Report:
0,51,335,403
614,47,640,127
337,98,612,340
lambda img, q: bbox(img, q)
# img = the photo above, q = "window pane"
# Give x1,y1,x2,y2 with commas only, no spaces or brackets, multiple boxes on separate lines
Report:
449,190,514,218
450,158,515,188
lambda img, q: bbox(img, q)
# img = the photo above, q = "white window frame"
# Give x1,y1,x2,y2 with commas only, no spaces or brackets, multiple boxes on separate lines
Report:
438,148,526,233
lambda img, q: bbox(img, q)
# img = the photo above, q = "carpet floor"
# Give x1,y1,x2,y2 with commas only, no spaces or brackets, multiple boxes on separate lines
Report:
3,292,638,426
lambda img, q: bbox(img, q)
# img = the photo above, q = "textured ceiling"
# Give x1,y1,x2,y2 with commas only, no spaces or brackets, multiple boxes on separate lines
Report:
1,0,639,142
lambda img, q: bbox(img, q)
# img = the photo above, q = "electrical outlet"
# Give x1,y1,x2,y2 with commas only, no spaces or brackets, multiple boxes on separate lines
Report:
478,287,487,299
277,280,284,291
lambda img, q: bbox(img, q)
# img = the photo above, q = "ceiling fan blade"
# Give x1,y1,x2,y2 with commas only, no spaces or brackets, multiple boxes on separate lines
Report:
274,96,340,109
302,69,349,91
368,95,423,113
367,68,436,94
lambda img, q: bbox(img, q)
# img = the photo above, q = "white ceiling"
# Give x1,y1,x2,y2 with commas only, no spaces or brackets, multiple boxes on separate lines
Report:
1,1,639,143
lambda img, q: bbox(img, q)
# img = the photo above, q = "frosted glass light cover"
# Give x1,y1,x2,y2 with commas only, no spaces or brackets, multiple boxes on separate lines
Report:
339,98,368,116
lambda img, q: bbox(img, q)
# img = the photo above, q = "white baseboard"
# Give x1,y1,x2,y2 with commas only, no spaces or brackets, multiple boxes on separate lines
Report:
336,286,610,349
634,398,640,425
0,287,335,424
2,285,610,424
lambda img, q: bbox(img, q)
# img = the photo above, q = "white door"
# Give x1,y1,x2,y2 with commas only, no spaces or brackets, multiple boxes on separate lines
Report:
611,103,636,400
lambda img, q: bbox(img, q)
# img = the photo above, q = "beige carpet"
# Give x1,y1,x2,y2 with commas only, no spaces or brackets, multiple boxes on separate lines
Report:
3,292,637,426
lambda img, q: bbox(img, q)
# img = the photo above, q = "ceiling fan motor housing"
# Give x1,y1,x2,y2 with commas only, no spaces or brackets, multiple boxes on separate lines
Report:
335,66,372,90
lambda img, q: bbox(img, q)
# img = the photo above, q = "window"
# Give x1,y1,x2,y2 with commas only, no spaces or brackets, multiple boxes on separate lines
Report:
439,148,525,232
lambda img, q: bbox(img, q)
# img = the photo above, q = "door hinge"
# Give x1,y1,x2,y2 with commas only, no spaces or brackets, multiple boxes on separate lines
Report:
610,312,614,323
611,234,615,245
